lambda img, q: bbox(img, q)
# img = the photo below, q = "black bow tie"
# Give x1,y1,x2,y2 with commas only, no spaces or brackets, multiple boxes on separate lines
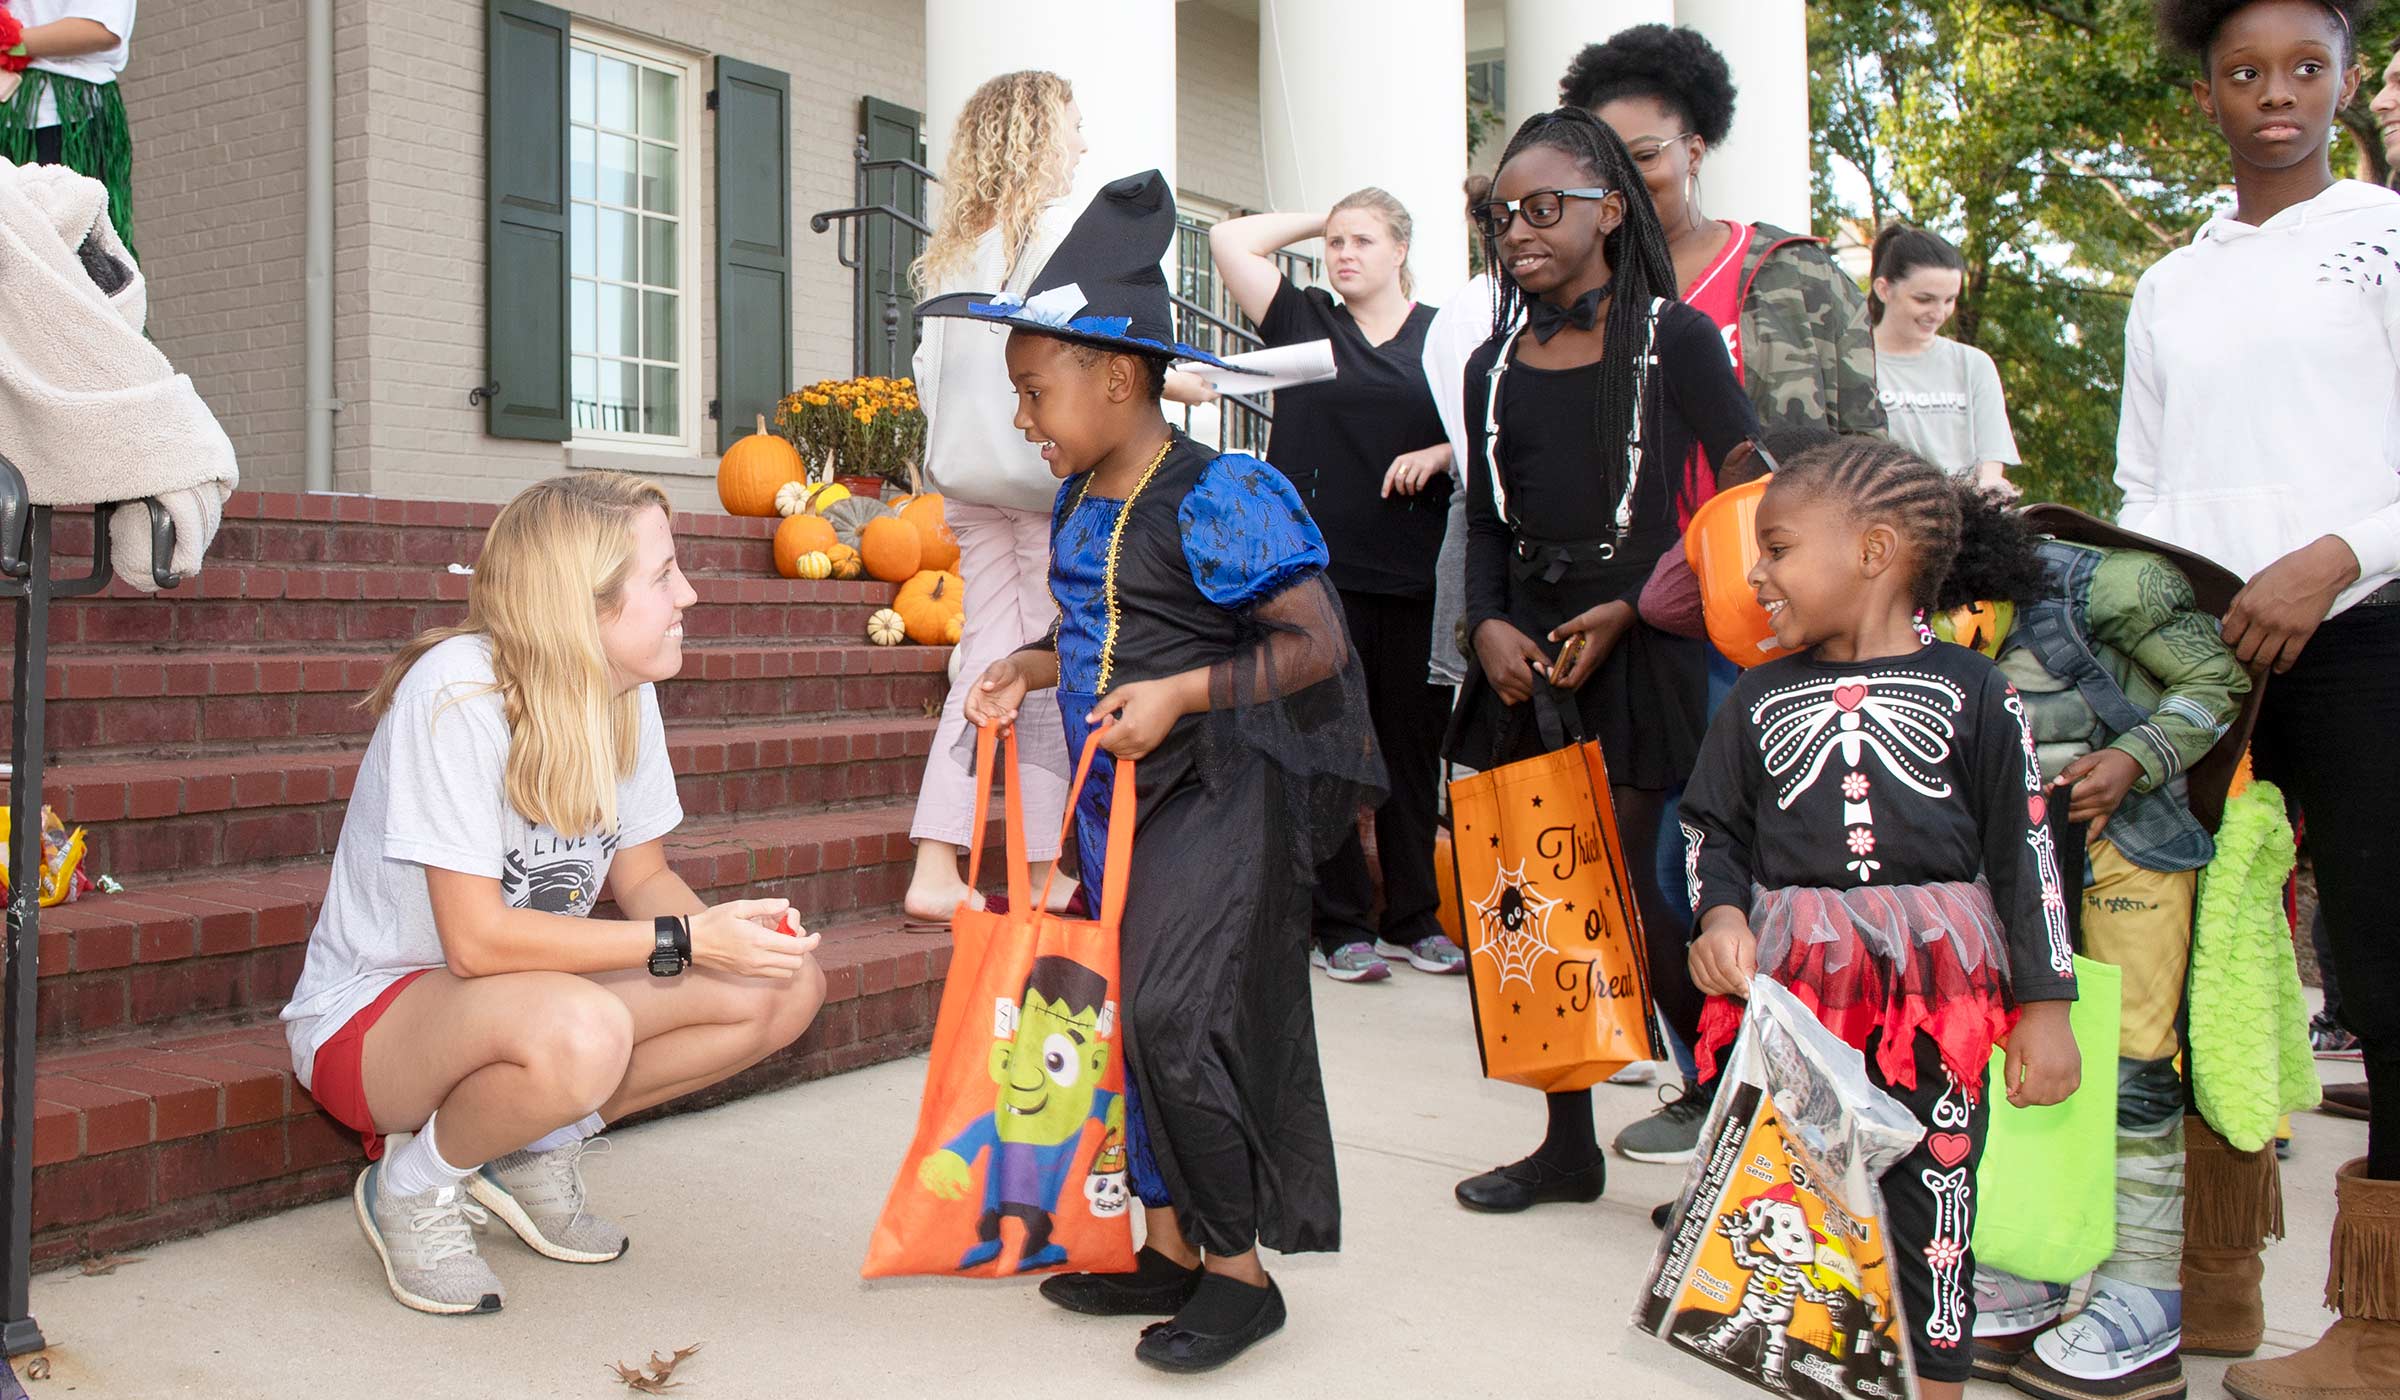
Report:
1526,283,1610,343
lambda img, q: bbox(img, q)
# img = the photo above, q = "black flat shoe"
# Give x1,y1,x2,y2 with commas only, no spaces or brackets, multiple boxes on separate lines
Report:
1135,1278,1286,1374
1038,1248,1202,1317
1454,1154,1605,1213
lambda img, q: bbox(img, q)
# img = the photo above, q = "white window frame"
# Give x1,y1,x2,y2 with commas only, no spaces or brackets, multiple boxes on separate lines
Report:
565,24,704,457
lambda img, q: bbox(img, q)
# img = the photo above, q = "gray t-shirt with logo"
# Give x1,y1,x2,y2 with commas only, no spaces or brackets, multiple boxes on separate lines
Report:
1876,336,2019,476
281,634,683,1087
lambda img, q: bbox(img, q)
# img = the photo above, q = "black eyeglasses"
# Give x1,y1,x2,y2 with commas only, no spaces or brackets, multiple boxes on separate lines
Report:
1473,187,1614,238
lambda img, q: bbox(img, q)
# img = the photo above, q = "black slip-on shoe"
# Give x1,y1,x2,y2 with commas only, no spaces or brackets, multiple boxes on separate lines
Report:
1454,1154,1605,1213
1038,1253,1202,1317
1135,1278,1287,1374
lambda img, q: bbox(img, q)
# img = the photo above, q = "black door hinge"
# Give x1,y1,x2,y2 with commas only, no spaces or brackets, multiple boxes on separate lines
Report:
708,399,721,419
705,88,719,111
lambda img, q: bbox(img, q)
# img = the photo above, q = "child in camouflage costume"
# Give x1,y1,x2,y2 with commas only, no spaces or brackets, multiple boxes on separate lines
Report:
1933,492,2254,1400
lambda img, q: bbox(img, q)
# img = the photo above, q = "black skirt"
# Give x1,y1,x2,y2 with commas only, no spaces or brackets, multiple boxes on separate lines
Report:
1443,542,1708,789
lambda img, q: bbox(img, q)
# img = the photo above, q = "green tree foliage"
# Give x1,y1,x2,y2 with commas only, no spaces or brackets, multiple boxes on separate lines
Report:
1808,0,2398,514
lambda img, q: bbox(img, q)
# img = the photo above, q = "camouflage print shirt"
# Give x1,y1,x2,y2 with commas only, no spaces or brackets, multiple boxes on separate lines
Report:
1736,223,1886,440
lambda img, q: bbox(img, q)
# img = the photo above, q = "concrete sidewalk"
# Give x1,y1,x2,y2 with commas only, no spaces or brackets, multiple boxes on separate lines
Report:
18,971,2368,1399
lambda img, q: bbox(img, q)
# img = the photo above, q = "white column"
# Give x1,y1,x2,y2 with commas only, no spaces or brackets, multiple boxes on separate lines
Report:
923,0,1178,199
1676,0,1810,232
1258,0,1468,304
1504,0,1672,141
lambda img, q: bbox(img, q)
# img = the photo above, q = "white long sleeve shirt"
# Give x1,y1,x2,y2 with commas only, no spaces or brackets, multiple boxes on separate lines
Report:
912,202,1075,515
2115,179,2400,616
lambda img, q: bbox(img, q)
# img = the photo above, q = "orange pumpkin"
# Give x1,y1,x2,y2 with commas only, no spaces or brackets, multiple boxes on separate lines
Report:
773,514,839,577
894,569,966,645
899,492,959,572
884,492,915,514
859,515,924,583
825,542,864,580
1684,476,1798,669
717,415,804,517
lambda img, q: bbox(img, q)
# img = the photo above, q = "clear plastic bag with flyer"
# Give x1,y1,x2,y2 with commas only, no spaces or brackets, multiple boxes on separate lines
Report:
1634,976,1926,1400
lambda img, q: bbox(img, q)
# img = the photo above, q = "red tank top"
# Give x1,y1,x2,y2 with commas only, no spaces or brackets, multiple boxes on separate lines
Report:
1674,220,1751,525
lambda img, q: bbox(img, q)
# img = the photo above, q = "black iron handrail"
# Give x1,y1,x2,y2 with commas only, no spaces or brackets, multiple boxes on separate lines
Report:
0,455,179,1356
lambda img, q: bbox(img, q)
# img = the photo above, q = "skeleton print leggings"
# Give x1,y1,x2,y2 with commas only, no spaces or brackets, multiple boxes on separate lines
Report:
1865,1029,1990,1386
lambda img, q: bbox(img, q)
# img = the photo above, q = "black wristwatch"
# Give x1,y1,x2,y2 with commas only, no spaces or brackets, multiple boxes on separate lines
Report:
648,915,691,977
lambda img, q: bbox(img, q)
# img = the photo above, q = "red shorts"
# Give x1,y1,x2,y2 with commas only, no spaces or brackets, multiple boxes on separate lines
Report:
304,968,429,1161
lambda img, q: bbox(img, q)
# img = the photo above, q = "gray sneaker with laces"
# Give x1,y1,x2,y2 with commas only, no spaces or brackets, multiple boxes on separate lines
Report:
467,1137,629,1264
1374,935,1466,974
1611,1083,1711,1164
354,1160,504,1315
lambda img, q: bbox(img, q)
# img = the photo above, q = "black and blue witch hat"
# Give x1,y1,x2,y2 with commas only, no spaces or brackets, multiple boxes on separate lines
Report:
917,169,1258,372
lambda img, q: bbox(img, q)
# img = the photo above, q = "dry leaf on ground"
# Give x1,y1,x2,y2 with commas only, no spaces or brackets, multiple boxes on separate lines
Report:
608,1343,700,1393
79,1254,141,1277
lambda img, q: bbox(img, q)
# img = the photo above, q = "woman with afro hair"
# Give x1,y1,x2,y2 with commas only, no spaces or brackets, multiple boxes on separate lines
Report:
1560,22,1891,1172
2121,3,2398,1399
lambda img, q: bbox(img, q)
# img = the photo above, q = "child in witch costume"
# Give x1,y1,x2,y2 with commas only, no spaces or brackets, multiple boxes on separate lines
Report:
1922,492,2253,1400
944,170,1382,1374
1680,436,2083,1400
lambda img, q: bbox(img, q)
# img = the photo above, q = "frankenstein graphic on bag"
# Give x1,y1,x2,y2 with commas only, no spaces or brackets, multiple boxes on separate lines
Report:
1447,687,1662,1091
1638,977,1926,1400
863,726,1138,1278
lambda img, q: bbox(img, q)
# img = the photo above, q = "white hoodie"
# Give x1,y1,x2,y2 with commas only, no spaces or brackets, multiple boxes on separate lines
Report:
2116,179,2400,616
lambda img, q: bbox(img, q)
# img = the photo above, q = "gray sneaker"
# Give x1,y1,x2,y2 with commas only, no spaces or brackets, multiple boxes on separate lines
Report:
354,1159,503,1315
1310,942,1391,983
1611,1083,1711,1165
467,1137,629,1264
1374,935,1466,974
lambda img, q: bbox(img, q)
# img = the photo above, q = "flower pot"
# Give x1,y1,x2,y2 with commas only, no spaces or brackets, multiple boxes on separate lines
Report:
836,474,885,501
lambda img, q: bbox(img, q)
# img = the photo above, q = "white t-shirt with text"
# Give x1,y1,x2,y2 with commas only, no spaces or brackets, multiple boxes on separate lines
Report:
1876,335,2019,476
280,635,682,1087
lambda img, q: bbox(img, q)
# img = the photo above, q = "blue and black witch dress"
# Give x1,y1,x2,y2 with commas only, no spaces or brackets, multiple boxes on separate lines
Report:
1031,430,1383,1258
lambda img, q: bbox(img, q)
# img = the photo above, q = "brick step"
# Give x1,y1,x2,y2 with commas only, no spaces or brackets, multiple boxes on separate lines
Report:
44,490,808,580
30,796,976,1045
36,564,917,649
7,642,951,757
26,913,949,1267
35,713,940,875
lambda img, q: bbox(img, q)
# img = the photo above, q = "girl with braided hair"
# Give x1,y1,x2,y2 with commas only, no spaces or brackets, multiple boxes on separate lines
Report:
1447,108,1762,1215
1680,436,2082,1400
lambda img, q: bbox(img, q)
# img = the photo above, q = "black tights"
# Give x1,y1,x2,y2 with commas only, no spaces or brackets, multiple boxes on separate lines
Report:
1533,785,1690,1168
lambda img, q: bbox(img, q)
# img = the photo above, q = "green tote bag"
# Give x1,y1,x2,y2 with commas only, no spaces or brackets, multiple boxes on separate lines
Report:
1971,957,2122,1284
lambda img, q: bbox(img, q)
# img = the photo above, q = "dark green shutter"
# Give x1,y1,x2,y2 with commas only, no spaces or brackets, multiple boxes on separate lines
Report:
713,57,792,452
485,0,571,441
858,97,926,379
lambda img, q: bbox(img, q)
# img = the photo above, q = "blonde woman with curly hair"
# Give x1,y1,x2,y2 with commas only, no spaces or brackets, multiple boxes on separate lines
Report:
902,70,1089,925
280,472,825,1317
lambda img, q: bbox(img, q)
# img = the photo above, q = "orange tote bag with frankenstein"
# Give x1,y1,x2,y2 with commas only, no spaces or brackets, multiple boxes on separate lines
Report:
863,724,1139,1279
1447,687,1664,1092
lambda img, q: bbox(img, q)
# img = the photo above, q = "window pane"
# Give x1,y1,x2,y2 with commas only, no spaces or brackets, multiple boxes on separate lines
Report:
570,126,595,201
639,143,677,215
571,355,597,428
570,204,596,277
642,290,677,361
598,208,636,280
598,133,637,207
571,279,597,355
600,359,639,433
640,68,677,141
599,284,638,358
570,49,596,126
598,56,636,132
643,365,678,437
642,216,677,289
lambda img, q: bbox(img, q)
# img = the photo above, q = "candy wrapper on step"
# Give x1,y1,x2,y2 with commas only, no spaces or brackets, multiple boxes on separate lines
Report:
1635,976,1925,1400
0,806,95,908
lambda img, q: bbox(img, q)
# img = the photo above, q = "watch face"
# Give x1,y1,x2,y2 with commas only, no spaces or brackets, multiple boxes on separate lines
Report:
648,950,682,976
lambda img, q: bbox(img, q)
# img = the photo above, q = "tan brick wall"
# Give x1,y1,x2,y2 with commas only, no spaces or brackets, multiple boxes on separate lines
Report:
123,0,311,494
1174,2,1264,213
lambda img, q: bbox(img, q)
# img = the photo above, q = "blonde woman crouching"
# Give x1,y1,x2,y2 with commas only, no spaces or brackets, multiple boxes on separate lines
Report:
280,472,825,1315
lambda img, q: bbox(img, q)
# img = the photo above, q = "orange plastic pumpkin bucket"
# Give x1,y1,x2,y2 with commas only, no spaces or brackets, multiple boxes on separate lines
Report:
1683,476,1797,669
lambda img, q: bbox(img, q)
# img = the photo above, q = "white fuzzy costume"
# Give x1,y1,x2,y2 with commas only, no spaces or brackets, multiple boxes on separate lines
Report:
0,160,235,590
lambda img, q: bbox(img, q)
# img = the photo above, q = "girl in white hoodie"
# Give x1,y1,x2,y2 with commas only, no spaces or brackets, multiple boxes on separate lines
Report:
2115,5,2396,1400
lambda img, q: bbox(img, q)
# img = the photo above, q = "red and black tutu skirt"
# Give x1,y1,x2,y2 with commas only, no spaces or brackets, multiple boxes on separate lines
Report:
1694,879,2019,1095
